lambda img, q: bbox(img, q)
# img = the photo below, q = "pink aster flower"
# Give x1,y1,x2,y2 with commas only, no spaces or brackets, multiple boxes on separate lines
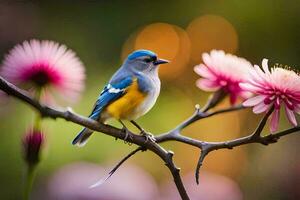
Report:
194,50,253,104
241,59,300,132
0,39,85,104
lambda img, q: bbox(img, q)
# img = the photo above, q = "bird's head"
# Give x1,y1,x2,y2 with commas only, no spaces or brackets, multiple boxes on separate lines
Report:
124,50,169,73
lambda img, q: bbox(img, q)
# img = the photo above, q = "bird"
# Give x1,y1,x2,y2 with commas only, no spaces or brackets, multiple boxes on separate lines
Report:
72,49,169,146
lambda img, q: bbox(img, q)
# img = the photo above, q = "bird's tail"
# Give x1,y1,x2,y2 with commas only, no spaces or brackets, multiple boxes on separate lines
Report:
72,101,104,147
72,128,94,147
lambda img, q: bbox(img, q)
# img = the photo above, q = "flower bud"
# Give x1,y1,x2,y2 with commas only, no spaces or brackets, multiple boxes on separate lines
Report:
22,130,44,166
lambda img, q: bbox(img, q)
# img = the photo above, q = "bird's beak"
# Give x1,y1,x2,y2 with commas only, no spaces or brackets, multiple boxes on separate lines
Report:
153,58,169,65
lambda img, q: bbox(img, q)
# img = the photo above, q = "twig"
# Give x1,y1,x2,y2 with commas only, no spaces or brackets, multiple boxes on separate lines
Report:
156,104,245,141
201,88,227,112
251,106,274,138
90,147,144,188
163,91,243,136
195,148,208,184
164,151,189,200
194,107,273,183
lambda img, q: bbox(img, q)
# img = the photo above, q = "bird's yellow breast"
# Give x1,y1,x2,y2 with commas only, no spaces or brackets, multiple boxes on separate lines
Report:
105,79,146,120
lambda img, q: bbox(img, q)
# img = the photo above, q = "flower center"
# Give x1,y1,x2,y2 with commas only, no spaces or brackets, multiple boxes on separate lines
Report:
30,69,53,87
263,88,295,110
21,63,61,88
220,79,241,94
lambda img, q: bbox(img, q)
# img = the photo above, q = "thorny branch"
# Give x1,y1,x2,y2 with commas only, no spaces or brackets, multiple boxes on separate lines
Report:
1,76,300,200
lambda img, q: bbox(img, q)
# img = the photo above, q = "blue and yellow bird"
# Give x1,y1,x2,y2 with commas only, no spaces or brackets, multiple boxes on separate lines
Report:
72,50,169,146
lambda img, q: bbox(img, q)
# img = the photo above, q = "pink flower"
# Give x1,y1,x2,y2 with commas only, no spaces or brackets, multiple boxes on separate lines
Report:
194,50,253,104
241,59,300,132
0,39,85,104
22,130,44,166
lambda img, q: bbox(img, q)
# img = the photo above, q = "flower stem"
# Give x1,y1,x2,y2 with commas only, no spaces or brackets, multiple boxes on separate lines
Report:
33,88,43,131
23,165,36,200
24,88,43,199
34,115,42,131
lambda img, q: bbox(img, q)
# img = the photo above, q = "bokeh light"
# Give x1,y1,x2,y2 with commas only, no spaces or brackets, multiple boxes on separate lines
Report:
186,15,238,63
161,171,243,200
33,162,159,200
135,23,180,62
121,23,191,79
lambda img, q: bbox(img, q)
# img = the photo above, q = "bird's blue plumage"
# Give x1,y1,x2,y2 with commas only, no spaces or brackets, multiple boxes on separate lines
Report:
72,77,133,146
89,77,133,120
128,50,157,60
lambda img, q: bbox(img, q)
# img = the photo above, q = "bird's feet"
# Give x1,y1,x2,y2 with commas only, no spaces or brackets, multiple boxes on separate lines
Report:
129,120,155,143
121,126,133,145
140,129,156,143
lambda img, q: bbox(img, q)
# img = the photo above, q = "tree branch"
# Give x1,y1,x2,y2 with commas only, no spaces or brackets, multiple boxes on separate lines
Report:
156,104,245,142
0,76,190,200
193,110,298,183
1,76,299,200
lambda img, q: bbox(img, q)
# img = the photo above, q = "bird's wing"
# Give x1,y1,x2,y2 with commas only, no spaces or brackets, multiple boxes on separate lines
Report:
88,76,133,120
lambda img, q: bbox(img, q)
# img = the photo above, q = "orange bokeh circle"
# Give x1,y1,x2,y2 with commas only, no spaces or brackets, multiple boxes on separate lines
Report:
186,15,239,63
121,23,191,79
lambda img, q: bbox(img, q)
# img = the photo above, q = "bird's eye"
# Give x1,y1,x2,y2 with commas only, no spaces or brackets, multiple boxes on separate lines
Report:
143,58,152,63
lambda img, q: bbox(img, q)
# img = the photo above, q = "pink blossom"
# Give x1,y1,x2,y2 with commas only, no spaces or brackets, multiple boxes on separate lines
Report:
241,59,300,132
0,39,85,103
194,50,253,104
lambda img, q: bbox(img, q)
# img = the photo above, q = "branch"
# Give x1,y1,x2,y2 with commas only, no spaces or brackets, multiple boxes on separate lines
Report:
194,110,298,183
90,147,144,188
156,104,244,141
164,151,189,199
0,76,190,200
251,106,274,138
156,90,241,137
1,76,300,200
0,76,157,148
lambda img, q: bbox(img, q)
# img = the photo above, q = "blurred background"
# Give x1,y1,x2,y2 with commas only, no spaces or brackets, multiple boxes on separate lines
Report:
1,0,300,199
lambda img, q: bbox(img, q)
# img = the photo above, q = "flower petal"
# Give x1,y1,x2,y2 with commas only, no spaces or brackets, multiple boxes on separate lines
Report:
239,83,262,93
270,109,280,133
202,52,212,67
196,79,220,91
262,58,271,74
194,64,216,79
253,102,270,114
294,104,300,114
239,91,253,99
248,65,266,83
284,105,297,126
243,95,265,107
